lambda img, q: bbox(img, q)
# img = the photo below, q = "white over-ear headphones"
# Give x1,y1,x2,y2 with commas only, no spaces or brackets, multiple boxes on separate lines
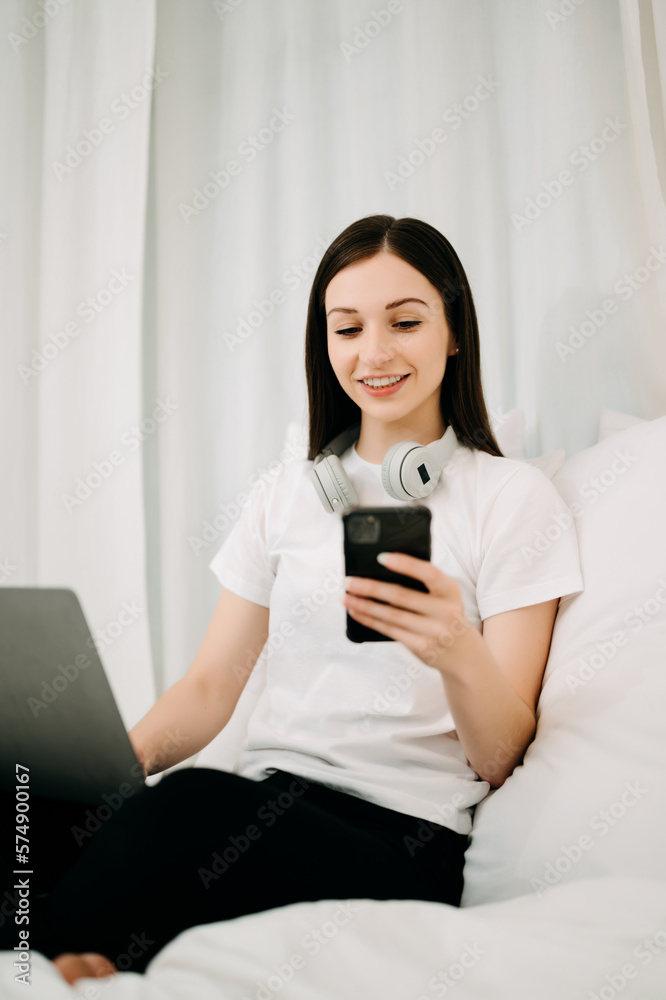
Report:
310,421,459,514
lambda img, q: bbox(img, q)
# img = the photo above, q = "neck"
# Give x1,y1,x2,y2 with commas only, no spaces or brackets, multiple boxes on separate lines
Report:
355,413,447,464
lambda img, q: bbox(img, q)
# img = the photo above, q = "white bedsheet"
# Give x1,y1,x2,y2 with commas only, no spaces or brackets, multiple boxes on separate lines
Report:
1,876,664,999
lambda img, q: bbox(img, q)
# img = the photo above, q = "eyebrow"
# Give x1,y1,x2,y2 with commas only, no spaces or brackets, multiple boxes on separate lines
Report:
326,297,429,318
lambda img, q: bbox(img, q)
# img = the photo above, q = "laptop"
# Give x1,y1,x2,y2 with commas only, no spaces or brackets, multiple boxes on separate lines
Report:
0,588,146,804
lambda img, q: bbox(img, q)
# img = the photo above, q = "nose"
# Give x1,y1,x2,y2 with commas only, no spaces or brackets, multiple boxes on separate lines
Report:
357,322,398,370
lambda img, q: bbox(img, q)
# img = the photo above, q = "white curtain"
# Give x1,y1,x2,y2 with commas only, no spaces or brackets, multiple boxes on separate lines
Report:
2,0,665,728
2,0,158,724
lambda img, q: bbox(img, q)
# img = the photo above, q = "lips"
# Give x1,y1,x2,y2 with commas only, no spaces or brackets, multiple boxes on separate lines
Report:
358,373,411,396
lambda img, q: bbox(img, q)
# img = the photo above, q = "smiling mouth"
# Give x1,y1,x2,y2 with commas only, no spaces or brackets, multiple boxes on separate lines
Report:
359,374,409,387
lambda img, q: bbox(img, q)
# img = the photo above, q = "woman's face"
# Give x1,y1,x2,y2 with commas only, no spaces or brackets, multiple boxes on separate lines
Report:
325,252,457,433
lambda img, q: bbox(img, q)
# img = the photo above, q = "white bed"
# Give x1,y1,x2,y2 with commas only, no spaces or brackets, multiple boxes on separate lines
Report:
2,410,665,999
3,877,666,999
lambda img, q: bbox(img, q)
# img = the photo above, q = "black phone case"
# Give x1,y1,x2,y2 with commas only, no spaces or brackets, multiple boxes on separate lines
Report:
342,506,432,643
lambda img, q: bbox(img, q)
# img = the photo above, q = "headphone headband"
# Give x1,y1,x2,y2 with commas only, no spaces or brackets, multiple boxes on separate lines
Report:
314,421,362,464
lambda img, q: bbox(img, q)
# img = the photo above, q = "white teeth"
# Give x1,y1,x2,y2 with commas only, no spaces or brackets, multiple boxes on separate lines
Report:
361,375,406,387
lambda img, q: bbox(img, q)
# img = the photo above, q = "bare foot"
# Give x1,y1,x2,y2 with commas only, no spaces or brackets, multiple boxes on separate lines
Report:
53,952,117,984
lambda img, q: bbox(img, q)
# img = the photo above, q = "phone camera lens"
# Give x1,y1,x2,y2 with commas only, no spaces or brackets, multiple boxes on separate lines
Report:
347,514,381,544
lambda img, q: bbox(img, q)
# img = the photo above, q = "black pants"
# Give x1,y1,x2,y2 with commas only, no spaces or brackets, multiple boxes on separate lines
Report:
0,767,469,974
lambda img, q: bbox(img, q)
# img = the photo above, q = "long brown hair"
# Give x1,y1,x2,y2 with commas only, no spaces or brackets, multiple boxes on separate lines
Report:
304,215,503,461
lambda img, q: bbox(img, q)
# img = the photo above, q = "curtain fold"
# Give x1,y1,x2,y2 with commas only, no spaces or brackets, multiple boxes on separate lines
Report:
1,0,157,725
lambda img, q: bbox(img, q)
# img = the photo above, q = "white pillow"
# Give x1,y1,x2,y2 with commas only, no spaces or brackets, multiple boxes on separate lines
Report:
462,416,666,905
597,408,645,442
525,449,566,479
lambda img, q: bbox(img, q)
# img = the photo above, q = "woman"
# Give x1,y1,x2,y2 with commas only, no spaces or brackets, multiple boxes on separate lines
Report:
28,215,584,983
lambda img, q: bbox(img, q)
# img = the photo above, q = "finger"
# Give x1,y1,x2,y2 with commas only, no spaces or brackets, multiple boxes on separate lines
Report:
372,552,459,598
345,575,438,615
347,604,433,657
53,952,118,984
348,590,470,645
346,593,448,642
53,955,92,985
348,602,469,668
81,953,118,978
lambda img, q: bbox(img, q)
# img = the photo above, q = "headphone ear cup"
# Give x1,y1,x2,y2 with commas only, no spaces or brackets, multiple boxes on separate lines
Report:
311,456,359,514
382,440,440,500
327,456,359,512
381,441,419,501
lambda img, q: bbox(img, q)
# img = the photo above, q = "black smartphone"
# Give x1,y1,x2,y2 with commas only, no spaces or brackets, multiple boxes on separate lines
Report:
342,506,432,643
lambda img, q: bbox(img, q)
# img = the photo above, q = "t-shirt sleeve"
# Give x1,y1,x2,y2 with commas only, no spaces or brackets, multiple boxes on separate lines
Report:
208,482,276,608
475,462,584,621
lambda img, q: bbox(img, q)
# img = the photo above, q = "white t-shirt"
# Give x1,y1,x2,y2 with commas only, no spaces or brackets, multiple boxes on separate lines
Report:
209,438,584,835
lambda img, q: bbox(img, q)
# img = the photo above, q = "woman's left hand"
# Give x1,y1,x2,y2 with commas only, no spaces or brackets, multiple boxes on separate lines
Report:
341,551,474,674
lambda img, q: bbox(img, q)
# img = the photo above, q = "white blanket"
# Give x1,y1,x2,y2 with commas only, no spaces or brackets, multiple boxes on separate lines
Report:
1,876,664,999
